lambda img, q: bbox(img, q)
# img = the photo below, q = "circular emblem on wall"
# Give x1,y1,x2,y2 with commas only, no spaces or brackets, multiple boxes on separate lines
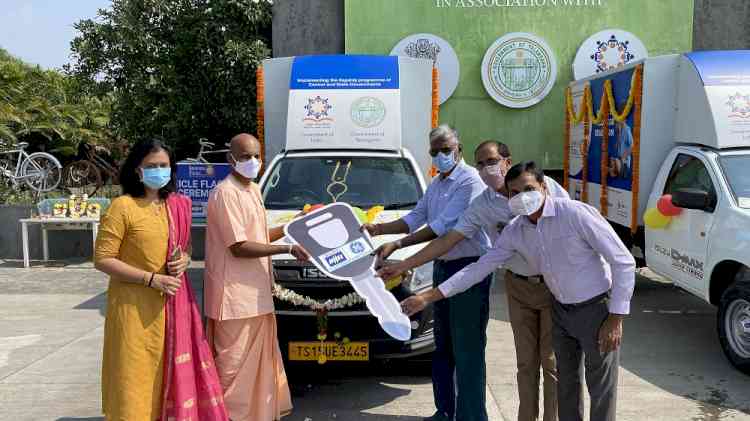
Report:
481,32,558,109
573,29,648,80
390,33,460,104
350,96,386,128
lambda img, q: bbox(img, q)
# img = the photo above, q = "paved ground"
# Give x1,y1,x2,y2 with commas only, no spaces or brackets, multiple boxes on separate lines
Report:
0,260,749,421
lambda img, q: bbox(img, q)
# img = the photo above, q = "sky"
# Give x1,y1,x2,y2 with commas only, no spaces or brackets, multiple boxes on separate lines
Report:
0,0,112,70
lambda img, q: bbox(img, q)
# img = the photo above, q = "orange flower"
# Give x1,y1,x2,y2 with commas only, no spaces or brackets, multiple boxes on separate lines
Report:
256,67,266,170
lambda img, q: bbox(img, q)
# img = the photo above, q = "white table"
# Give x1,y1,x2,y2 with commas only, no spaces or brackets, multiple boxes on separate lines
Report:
19,217,100,268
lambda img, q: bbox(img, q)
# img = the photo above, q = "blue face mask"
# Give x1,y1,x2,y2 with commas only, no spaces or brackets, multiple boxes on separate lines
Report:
432,151,457,173
141,167,171,189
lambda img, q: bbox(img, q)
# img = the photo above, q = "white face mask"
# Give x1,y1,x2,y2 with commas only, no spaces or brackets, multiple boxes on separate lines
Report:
480,162,506,191
232,155,262,179
508,190,545,216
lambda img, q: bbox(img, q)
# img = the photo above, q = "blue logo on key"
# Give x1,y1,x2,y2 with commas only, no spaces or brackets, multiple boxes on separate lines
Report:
325,251,348,268
350,240,365,254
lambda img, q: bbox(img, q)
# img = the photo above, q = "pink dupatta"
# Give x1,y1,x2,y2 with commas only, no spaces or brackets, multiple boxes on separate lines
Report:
162,193,229,421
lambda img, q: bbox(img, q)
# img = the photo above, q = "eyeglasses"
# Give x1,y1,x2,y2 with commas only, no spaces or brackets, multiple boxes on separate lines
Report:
429,146,456,157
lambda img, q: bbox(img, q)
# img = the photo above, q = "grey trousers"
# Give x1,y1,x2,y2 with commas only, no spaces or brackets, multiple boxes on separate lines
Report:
551,293,619,421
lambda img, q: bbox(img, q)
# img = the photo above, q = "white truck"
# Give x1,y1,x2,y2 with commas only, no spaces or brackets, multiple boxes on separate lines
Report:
565,51,750,374
257,55,438,362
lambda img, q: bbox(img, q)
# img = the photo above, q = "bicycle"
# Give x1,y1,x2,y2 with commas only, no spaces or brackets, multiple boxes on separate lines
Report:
63,142,121,196
181,138,229,163
0,140,63,192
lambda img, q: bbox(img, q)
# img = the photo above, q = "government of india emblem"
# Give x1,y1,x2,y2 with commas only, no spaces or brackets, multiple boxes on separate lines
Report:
350,96,386,128
590,34,636,73
726,92,750,119
481,33,557,109
404,38,441,65
304,96,333,122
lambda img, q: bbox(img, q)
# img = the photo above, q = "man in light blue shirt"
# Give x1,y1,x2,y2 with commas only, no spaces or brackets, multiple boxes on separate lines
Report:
378,141,568,421
363,125,491,421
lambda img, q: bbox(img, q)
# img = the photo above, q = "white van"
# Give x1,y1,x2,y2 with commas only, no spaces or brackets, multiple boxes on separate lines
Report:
258,55,438,363
565,51,750,374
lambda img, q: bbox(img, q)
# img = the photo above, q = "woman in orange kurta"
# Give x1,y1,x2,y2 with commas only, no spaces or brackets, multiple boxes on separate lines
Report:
95,139,190,420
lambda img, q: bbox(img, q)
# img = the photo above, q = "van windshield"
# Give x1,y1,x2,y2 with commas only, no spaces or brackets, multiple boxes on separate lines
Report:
720,154,750,208
262,156,422,210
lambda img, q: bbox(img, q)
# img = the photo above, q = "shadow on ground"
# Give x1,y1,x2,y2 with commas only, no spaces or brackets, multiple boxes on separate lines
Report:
620,276,750,418
56,418,104,421
0,258,92,269
491,272,750,418
285,359,431,420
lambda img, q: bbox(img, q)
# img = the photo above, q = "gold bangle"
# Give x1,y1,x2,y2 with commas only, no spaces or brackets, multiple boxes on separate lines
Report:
142,271,150,286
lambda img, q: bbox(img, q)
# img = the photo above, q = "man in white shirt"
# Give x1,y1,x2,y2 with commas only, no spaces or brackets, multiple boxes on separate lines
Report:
378,141,567,421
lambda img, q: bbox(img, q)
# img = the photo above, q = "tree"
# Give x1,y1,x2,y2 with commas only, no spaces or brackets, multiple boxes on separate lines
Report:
66,0,273,158
0,48,112,157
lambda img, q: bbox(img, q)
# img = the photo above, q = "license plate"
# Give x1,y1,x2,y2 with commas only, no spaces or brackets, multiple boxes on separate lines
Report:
288,341,369,361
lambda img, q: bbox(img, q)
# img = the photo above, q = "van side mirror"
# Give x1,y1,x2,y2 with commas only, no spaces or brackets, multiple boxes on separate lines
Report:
671,188,716,212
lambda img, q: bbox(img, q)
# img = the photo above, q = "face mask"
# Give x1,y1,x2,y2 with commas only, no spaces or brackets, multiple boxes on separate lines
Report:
432,151,456,173
233,155,262,179
141,167,171,189
508,190,545,216
480,163,506,191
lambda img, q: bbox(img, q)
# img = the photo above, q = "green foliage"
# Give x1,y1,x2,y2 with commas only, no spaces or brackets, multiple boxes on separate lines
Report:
0,48,113,157
65,0,273,157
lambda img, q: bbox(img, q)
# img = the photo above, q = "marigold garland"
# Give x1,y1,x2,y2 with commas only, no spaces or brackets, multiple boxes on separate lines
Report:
564,65,644,225
256,66,266,169
429,66,440,178
630,65,644,233
599,90,610,217
565,70,639,125
581,114,590,204
565,85,589,126
431,66,440,129
563,87,571,191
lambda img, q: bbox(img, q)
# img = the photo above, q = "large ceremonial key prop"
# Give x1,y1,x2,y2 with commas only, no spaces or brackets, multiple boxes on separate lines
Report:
285,203,412,341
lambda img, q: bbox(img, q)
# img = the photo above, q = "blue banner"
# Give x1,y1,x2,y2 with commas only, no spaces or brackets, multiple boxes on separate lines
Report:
176,163,232,221
684,51,750,86
586,68,636,192
290,55,399,90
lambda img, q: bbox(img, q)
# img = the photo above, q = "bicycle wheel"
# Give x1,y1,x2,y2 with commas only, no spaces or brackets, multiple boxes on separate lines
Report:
20,152,62,192
63,160,102,196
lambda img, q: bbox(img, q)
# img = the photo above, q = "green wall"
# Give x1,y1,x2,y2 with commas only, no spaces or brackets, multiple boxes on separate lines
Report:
345,0,693,168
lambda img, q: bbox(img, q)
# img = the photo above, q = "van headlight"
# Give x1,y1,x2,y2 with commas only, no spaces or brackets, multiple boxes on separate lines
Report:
406,261,434,292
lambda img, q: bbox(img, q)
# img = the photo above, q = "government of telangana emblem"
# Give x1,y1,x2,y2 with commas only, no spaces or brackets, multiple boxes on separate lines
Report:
350,96,386,128
481,32,558,109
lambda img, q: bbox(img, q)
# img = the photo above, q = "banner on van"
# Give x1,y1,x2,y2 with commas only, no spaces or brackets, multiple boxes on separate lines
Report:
568,67,638,228
285,55,402,151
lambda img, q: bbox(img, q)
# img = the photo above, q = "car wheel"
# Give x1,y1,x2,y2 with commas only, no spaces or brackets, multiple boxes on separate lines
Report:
717,278,750,375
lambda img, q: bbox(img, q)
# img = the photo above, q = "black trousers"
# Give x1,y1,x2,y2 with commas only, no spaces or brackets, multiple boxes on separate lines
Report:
552,294,619,421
